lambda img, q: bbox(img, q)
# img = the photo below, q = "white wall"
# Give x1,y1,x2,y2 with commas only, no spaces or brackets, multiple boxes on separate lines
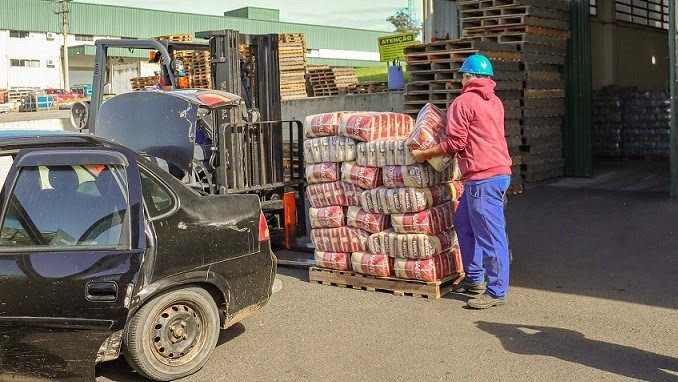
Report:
0,30,103,90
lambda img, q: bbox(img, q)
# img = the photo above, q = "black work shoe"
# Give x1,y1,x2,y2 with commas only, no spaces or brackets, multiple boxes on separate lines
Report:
452,279,487,294
467,293,506,309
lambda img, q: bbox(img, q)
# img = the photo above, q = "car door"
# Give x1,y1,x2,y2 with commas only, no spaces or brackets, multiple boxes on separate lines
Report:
0,146,146,381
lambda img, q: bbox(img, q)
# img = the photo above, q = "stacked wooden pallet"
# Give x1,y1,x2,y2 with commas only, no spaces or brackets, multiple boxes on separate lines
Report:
306,67,339,97
130,76,159,91
171,50,212,89
403,39,524,192
153,33,192,42
279,33,308,100
346,81,389,94
0,89,7,104
331,67,358,94
459,0,570,187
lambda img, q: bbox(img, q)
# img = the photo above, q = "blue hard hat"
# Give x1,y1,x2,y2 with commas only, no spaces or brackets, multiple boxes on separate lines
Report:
459,54,494,76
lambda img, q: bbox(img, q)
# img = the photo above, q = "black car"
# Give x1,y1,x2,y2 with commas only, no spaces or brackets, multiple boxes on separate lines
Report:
0,130,276,381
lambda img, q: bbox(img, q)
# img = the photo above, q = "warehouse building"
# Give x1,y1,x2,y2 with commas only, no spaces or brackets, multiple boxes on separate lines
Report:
0,0,385,90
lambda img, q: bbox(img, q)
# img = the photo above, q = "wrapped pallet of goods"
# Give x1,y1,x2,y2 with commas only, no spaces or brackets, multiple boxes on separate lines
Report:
308,108,464,296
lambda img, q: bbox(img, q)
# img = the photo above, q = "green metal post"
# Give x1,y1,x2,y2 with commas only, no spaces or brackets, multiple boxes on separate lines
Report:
670,1,678,198
564,0,593,176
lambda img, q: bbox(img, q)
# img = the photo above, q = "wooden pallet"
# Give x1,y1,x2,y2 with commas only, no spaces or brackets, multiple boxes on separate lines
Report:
460,4,569,21
154,33,192,42
309,267,464,300
457,0,569,11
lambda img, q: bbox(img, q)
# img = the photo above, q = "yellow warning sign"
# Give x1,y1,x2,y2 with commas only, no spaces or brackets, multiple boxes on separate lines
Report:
378,32,417,62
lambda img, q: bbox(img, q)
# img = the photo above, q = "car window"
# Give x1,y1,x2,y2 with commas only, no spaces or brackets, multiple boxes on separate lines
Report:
0,164,130,248
139,168,175,219
0,155,15,188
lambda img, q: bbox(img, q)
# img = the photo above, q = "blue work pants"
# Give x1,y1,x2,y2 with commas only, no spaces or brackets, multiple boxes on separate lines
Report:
455,175,511,298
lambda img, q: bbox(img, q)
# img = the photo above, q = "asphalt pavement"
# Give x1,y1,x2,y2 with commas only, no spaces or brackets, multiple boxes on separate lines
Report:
96,160,678,382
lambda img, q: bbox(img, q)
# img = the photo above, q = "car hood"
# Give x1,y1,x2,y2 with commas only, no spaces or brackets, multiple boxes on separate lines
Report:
96,90,241,174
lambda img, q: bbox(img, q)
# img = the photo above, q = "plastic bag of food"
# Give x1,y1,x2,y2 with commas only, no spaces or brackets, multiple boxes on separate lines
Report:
382,163,453,189
311,227,370,253
304,136,356,163
406,103,454,171
368,229,458,259
346,206,390,234
303,112,348,138
338,112,413,142
350,252,393,277
305,162,340,184
307,181,364,208
359,185,451,215
393,250,460,282
341,162,382,190
356,140,416,167
315,251,351,271
309,206,346,228
391,202,455,235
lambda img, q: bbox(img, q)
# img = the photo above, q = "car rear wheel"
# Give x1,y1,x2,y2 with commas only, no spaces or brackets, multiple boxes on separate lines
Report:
123,287,220,381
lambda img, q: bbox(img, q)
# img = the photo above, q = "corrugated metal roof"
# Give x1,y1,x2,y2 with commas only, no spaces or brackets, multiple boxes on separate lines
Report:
1,0,387,53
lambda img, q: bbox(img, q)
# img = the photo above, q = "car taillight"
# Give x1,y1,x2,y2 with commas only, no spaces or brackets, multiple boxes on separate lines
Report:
259,212,270,242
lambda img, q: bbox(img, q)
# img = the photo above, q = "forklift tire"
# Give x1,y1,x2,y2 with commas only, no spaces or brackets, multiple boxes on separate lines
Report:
123,287,220,381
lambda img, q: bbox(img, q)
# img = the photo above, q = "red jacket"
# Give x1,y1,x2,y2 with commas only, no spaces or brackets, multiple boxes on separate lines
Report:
439,77,511,181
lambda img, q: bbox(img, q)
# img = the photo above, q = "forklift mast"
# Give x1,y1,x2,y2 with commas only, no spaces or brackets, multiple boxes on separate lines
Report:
83,31,306,249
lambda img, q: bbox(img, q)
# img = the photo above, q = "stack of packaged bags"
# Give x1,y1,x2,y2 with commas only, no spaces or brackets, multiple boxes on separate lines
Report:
306,104,464,283
304,111,413,272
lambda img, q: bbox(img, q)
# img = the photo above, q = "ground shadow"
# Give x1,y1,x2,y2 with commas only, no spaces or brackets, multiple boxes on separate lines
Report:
275,264,310,282
95,323,247,381
476,321,678,381
505,185,678,309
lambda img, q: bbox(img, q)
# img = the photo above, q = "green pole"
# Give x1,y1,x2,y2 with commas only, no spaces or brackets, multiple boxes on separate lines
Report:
670,0,678,199
564,0,593,177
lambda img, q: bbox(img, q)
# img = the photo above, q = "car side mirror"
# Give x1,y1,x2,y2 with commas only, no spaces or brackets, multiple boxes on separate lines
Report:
70,101,90,131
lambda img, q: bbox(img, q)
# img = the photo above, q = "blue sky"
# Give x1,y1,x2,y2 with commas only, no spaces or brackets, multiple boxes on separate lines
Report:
74,0,420,32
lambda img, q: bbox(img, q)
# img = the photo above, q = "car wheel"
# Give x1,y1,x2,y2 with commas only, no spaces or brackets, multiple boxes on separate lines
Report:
123,287,220,381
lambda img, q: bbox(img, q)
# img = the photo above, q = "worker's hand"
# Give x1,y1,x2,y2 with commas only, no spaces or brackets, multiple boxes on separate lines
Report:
411,149,428,164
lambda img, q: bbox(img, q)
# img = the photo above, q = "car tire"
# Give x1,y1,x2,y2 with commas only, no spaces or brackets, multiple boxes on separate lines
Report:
123,287,220,381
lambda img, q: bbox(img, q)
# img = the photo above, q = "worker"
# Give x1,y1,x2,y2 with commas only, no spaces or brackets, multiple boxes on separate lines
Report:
411,54,512,309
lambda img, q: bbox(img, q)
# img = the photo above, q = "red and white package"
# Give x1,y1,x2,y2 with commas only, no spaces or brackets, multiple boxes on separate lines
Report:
445,180,464,201
350,252,393,277
341,181,365,207
391,202,455,234
382,163,453,189
345,206,390,234
303,112,347,138
359,185,451,215
368,229,458,259
406,103,454,171
314,251,351,271
341,162,382,190
304,136,356,163
309,206,346,228
356,141,415,167
311,227,370,253
393,250,461,282
305,162,339,184
338,112,414,142
307,181,364,208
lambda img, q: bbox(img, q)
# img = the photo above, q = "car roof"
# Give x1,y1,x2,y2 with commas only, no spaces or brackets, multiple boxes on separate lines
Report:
0,130,109,150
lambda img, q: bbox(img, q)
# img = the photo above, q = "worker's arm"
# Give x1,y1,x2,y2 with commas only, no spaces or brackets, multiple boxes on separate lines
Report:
411,101,472,163
412,145,446,163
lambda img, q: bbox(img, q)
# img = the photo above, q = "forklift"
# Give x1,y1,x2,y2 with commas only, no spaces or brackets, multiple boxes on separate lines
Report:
71,30,313,264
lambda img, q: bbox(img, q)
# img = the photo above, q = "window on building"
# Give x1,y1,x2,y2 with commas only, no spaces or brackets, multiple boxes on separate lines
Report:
75,34,94,41
9,59,40,68
590,0,597,16
9,31,29,38
615,0,669,30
